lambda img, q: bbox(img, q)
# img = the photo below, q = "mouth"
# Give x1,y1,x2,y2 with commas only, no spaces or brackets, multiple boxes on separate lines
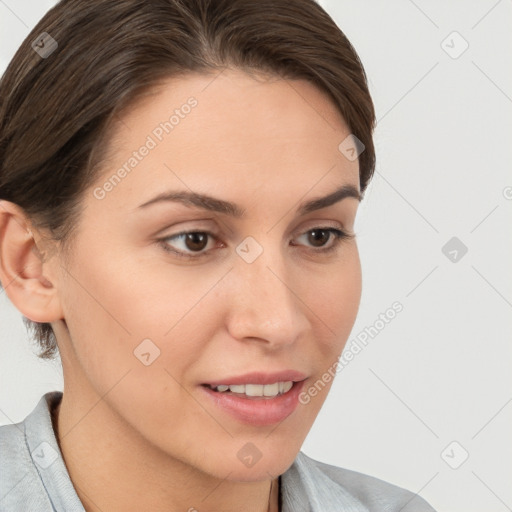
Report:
201,381,295,400
199,374,307,426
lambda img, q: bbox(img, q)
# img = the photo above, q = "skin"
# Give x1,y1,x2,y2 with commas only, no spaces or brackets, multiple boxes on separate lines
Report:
0,68,362,512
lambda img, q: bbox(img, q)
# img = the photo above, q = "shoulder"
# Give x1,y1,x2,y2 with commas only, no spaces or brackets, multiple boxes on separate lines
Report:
0,418,53,510
0,393,64,511
283,451,437,512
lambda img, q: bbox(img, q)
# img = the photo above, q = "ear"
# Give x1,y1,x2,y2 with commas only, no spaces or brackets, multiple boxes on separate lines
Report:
0,200,64,323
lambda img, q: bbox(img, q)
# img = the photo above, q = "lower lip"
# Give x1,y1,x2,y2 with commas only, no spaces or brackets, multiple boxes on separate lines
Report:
200,381,305,426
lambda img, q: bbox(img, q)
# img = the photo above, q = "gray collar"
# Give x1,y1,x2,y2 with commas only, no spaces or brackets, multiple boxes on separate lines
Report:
24,391,85,511
281,451,369,511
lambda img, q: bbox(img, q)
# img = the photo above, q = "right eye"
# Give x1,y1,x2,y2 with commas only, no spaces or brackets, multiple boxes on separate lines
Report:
158,231,220,259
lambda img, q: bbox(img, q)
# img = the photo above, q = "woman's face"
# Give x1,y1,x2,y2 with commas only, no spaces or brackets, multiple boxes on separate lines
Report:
52,69,362,481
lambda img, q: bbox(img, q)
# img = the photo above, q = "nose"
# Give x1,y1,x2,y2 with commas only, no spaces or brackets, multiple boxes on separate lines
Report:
224,240,310,350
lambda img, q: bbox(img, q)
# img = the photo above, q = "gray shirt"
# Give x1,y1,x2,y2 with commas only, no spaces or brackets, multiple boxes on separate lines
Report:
0,392,436,511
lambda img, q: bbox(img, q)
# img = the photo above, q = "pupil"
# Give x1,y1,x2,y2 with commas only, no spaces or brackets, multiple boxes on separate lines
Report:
309,229,329,247
186,233,208,251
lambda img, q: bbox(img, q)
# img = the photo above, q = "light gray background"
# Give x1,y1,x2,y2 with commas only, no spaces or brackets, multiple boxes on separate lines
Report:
1,1,511,511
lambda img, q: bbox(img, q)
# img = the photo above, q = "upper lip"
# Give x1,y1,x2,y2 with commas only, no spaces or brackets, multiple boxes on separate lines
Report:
203,370,308,387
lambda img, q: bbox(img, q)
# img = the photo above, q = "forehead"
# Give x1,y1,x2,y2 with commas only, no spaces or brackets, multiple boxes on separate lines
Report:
89,69,359,211
117,68,348,128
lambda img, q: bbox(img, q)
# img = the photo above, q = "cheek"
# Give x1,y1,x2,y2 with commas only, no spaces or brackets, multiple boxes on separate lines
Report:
292,246,361,415
303,245,362,352
64,240,200,332
58,245,222,382
329,256,362,343
58,248,217,434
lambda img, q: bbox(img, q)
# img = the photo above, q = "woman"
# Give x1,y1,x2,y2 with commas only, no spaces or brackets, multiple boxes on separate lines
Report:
0,0,437,510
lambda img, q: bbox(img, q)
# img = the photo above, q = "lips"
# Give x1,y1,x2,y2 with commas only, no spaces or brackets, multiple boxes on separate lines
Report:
199,370,308,425
202,370,307,387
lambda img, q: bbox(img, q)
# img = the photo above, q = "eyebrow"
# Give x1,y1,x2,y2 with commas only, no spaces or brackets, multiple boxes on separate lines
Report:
136,183,361,217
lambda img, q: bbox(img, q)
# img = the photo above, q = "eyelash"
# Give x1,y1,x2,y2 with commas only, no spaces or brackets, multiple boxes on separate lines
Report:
157,227,354,260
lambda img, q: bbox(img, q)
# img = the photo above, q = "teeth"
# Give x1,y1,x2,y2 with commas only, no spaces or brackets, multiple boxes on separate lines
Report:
210,381,293,397
228,384,245,394
263,383,279,396
245,384,264,397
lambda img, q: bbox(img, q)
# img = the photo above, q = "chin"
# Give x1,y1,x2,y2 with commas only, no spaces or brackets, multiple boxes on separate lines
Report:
198,441,299,482
219,458,294,483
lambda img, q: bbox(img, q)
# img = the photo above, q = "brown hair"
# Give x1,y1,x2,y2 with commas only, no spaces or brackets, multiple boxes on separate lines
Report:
0,0,376,360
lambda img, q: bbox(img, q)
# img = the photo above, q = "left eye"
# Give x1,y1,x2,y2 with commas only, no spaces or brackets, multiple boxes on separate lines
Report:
158,227,353,259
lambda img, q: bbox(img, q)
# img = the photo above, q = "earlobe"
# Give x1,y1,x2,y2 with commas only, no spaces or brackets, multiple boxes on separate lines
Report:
0,200,64,323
